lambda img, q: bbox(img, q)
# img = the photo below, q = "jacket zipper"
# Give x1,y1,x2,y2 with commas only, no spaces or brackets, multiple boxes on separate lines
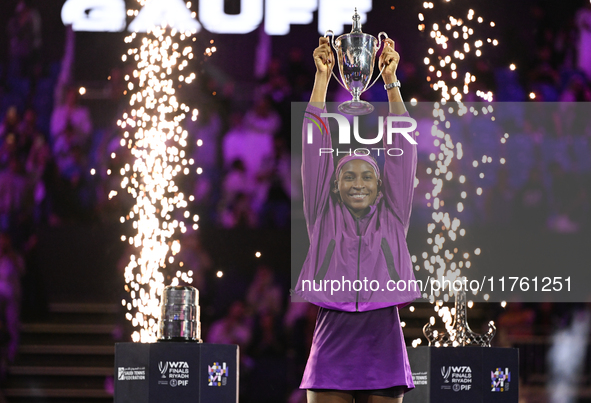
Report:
355,218,361,312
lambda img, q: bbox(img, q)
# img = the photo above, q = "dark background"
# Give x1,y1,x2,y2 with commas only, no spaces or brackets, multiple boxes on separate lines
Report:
0,0,586,87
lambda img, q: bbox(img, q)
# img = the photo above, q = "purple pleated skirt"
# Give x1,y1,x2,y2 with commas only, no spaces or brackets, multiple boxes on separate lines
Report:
300,305,415,392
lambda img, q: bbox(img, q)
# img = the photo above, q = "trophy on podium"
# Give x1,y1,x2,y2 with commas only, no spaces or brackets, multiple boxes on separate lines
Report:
325,8,389,115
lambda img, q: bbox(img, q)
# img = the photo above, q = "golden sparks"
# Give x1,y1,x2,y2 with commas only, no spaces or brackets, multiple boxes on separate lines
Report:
116,3,202,343
413,3,502,336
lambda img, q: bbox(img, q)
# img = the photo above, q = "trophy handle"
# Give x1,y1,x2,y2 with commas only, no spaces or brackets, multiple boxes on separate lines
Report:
377,31,389,49
365,31,389,91
324,30,349,91
324,30,338,52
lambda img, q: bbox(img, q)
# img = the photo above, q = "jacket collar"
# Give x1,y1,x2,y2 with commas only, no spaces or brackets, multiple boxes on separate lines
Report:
343,192,383,222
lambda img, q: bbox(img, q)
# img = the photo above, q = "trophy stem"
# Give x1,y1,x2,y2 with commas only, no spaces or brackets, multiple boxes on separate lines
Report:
338,89,374,115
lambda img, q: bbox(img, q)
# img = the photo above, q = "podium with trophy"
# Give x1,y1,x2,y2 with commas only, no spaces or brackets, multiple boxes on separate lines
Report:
114,286,239,403
405,290,519,403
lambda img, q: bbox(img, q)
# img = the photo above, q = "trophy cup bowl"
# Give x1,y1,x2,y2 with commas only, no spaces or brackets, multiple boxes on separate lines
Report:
158,285,201,342
325,9,388,115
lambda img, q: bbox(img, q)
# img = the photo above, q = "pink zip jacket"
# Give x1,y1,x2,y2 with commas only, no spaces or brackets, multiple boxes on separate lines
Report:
293,104,421,312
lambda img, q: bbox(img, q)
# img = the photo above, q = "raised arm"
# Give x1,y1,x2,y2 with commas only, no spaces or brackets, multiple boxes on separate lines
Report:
380,38,406,114
380,39,417,232
310,37,333,106
54,25,75,107
302,38,335,235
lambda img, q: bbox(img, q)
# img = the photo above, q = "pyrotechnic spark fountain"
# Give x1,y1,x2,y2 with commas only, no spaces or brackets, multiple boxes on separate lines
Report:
418,4,498,102
114,1,206,343
410,3,507,346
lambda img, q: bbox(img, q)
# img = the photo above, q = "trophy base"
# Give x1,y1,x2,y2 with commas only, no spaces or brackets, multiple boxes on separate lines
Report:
338,100,374,115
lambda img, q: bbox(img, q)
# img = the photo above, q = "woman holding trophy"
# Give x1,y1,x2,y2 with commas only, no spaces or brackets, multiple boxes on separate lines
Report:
294,18,419,403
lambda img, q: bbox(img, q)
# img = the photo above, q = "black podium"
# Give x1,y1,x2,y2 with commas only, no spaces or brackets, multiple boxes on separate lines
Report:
114,342,239,403
405,346,518,403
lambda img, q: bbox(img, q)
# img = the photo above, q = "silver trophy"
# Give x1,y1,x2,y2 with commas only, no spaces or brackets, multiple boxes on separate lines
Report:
158,285,201,342
325,8,388,115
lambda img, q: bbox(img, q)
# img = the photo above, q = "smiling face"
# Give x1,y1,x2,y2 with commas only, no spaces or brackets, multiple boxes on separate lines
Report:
336,159,380,218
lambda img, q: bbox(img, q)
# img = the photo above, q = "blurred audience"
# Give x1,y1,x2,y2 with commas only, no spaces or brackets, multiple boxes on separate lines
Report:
0,157,33,243
0,233,25,380
496,302,536,347
6,0,42,83
257,136,291,228
575,3,591,81
219,159,255,225
174,231,212,293
514,167,549,231
484,168,514,229
0,107,20,144
50,26,92,150
207,300,253,350
547,161,586,233
246,265,283,317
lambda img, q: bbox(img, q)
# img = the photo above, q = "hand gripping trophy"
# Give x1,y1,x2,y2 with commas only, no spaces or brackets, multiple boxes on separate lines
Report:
325,8,389,115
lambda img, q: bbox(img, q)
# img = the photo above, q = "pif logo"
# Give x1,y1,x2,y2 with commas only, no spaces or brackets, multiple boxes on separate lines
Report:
170,379,189,387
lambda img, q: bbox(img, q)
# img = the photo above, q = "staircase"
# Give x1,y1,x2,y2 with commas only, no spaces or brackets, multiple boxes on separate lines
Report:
3,303,119,403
